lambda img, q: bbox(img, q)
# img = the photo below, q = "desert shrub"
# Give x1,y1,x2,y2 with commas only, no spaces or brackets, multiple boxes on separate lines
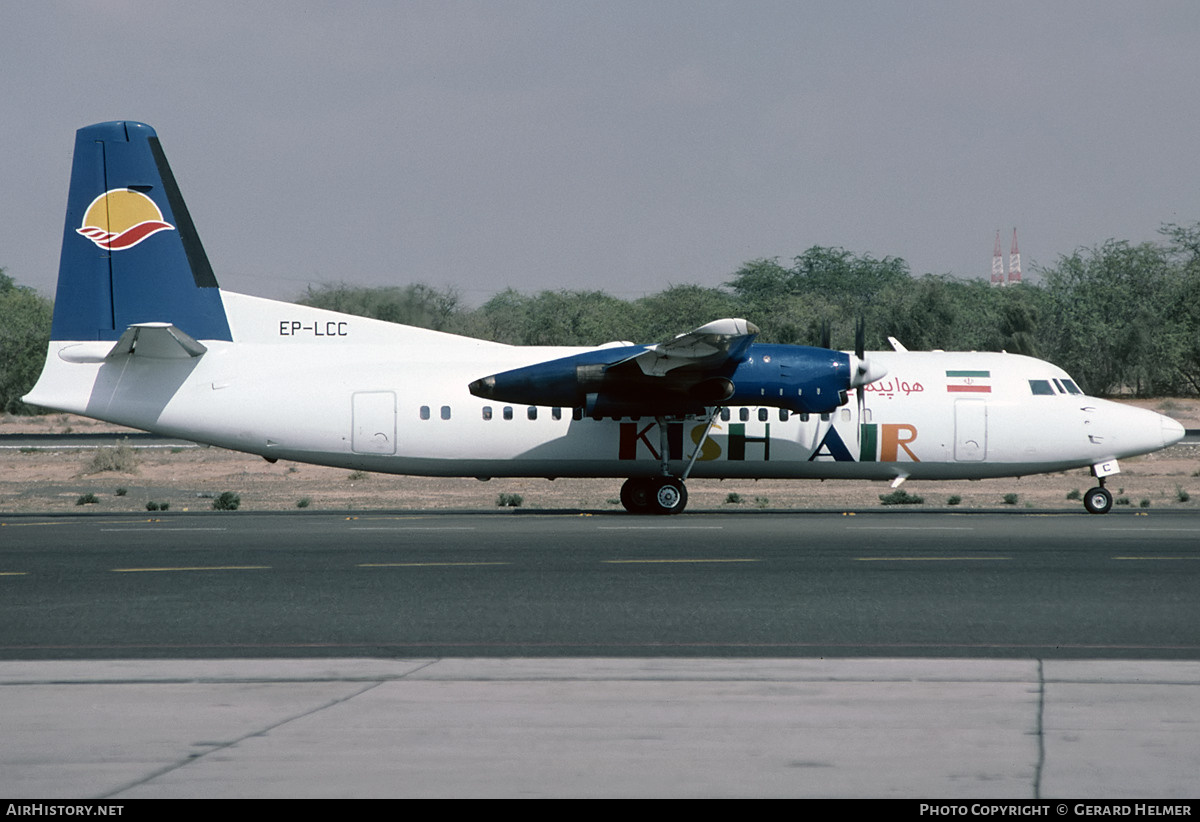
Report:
212,491,241,510
496,493,523,507
879,489,923,505
84,440,139,474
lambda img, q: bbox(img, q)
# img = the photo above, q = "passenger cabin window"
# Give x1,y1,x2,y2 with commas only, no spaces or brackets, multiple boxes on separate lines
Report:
503,406,513,420
720,408,731,422
440,406,451,420
482,406,492,421
419,405,430,420
1029,380,1055,396
739,408,750,422
552,408,562,420
527,407,537,420
758,408,769,422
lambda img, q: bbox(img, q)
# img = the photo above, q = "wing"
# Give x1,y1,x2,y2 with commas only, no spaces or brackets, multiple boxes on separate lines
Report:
628,318,759,377
468,318,760,416
468,317,886,417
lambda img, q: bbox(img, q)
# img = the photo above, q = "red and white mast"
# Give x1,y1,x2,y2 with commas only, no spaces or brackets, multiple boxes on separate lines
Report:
992,230,1004,285
1008,228,1022,285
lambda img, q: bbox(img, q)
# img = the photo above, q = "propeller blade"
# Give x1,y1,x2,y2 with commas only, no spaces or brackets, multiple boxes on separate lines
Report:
857,381,866,449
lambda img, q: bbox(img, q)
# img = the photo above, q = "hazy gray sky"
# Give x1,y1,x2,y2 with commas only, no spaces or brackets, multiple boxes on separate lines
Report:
4,1,1199,306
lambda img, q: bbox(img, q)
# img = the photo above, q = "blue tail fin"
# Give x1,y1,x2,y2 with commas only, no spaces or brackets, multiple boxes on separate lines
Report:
51,121,232,342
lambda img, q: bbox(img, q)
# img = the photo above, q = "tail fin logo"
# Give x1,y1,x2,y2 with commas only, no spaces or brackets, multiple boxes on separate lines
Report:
76,189,175,250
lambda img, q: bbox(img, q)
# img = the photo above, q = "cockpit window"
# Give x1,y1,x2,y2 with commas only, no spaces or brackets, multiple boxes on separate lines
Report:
1029,379,1055,395
1061,379,1083,395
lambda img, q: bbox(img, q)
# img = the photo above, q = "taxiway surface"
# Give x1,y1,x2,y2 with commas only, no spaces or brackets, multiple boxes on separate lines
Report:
3,509,1199,659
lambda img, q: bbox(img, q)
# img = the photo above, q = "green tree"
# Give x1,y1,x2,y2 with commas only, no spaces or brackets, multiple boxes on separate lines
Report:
0,269,54,414
1037,240,1179,395
1159,222,1200,393
627,284,738,342
299,282,467,332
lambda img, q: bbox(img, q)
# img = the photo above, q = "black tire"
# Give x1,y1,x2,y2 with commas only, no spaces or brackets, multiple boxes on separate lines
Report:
651,477,688,515
1084,486,1113,515
620,478,654,514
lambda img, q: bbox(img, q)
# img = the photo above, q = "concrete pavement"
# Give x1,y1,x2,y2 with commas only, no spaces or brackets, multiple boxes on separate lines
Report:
2,658,1198,798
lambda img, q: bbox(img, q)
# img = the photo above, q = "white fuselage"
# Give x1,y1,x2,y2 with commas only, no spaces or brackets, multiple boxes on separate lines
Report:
25,292,1184,485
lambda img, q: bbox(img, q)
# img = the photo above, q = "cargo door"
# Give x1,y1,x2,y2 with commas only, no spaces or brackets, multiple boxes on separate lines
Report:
954,399,987,461
352,391,396,455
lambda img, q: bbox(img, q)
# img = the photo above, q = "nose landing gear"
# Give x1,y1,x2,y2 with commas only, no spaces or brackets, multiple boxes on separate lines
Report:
1083,482,1113,514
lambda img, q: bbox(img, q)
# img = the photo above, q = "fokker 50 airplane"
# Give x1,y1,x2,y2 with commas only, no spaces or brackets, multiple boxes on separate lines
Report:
24,122,1186,515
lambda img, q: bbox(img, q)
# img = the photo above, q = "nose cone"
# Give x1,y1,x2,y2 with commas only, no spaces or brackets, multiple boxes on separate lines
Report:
1161,414,1186,448
1093,401,1187,458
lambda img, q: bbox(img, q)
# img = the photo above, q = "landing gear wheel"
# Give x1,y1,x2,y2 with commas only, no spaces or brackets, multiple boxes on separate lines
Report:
620,478,655,514
620,477,689,514
651,477,688,515
1084,486,1113,515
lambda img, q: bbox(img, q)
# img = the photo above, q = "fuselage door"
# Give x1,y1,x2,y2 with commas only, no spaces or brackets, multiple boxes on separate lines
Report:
954,398,987,461
352,391,397,455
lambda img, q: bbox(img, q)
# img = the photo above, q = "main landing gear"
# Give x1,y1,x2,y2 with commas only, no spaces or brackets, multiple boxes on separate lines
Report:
620,476,688,515
619,411,719,515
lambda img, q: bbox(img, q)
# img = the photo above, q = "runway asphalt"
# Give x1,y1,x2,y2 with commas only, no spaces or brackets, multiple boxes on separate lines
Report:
2,510,1198,798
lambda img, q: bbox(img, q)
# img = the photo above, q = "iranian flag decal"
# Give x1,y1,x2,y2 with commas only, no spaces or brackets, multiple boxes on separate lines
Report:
946,370,991,393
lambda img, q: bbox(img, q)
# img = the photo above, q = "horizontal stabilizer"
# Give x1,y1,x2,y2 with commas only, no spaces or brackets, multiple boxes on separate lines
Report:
107,323,209,359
